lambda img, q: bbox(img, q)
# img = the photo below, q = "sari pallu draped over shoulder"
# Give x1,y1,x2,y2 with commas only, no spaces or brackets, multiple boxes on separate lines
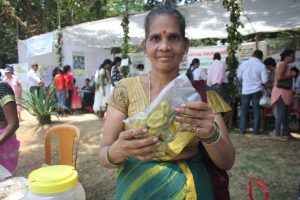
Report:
108,77,230,200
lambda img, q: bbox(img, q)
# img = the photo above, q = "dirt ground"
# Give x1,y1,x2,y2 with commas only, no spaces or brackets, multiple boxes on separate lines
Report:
15,111,116,200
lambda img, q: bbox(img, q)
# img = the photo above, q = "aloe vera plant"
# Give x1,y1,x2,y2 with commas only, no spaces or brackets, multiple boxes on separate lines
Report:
20,84,58,125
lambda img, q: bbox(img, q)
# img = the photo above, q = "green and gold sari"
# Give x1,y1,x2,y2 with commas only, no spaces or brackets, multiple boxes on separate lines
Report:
108,77,231,200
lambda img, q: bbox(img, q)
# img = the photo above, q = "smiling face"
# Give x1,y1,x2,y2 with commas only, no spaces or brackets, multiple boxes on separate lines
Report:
143,14,188,73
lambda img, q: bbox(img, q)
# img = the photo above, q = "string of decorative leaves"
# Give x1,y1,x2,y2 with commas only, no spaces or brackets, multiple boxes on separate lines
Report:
55,30,64,67
223,0,243,100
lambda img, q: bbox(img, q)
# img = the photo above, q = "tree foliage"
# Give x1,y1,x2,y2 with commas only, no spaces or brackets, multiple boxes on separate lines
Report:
0,0,146,66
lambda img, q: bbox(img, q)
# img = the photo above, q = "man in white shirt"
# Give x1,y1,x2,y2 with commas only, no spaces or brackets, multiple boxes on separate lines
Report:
27,63,44,94
237,50,268,134
207,52,229,101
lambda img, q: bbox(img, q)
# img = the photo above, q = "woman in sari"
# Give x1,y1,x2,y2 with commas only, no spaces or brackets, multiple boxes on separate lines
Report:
99,6,235,200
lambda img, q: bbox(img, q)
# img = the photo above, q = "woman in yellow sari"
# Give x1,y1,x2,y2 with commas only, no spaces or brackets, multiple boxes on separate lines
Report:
99,6,235,200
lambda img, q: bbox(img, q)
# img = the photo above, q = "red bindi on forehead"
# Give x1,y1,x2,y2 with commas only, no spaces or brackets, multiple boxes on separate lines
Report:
162,30,167,35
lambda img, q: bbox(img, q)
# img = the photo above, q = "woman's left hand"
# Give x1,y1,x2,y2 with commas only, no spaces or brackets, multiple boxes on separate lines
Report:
175,101,215,138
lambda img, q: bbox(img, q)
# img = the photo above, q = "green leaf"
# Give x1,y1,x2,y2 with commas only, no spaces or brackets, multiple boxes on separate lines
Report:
19,84,58,125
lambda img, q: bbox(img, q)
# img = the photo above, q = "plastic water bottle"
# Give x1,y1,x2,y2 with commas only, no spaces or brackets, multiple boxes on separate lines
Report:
24,165,85,200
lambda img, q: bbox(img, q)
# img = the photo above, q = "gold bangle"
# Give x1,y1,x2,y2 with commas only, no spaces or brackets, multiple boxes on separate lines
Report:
197,121,221,145
105,146,122,167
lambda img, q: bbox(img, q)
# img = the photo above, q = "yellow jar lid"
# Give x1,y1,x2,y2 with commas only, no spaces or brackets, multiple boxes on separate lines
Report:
28,165,78,194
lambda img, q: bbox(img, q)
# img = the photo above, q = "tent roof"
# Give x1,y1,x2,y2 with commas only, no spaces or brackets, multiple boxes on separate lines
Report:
26,0,300,48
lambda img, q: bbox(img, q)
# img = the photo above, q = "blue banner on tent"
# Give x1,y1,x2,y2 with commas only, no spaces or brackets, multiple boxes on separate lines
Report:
26,33,53,58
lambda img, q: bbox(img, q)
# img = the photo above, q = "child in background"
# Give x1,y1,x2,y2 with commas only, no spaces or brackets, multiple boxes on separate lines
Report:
82,78,94,113
71,79,82,113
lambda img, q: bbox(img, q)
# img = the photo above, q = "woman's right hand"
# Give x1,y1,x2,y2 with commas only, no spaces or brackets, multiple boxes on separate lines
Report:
111,128,161,162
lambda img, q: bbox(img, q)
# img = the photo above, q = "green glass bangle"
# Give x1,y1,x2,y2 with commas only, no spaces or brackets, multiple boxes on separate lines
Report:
105,146,122,167
198,121,221,145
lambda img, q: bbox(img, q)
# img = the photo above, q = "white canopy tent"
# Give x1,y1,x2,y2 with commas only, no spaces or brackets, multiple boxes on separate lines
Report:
61,0,300,48
17,0,300,87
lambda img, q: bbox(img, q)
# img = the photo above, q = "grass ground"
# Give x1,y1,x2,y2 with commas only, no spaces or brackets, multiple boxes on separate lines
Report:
15,111,300,200
229,132,300,200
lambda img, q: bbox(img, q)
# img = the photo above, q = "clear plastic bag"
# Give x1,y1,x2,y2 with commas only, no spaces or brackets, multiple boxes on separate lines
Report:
123,74,201,155
259,89,271,108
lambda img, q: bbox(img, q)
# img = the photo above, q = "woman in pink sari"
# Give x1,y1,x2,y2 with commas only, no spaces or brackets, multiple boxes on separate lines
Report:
3,67,22,121
0,80,20,174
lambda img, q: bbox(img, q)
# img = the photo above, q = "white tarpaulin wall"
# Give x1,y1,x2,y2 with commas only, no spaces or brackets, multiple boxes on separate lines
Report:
61,0,300,48
18,33,112,88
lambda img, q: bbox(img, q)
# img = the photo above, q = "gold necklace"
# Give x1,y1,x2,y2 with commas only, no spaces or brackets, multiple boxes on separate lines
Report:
148,72,179,102
148,72,151,102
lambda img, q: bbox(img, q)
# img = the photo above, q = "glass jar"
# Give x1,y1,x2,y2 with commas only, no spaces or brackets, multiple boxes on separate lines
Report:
24,165,85,200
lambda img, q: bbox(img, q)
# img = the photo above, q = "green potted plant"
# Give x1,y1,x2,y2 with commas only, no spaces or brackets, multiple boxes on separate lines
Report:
20,84,58,125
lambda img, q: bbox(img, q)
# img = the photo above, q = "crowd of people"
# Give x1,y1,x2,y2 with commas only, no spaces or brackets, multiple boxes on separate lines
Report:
187,48,299,141
49,57,146,118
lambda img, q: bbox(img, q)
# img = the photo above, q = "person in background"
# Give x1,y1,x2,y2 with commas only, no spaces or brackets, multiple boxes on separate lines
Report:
71,79,82,114
54,67,68,116
136,63,145,75
27,63,44,95
99,6,235,199
82,78,94,113
3,66,22,121
186,58,207,81
271,49,297,141
295,74,300,94
0,80,19,174
207,52,229,102
93,59,112,118
110,57,122,92
51,67,60,96
63,65,74,115
0,65,6,81
237,50,268,135
129,63,145,77
263,57,277,96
